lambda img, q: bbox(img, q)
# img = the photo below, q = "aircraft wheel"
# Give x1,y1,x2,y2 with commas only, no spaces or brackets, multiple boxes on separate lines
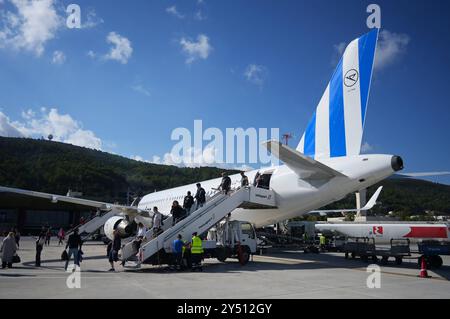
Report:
430,255,443,269
395,257,403,265
239,246,251,265
216,248,228,263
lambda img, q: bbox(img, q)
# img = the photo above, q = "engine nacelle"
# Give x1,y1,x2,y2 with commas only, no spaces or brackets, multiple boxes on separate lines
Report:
103,216,134,240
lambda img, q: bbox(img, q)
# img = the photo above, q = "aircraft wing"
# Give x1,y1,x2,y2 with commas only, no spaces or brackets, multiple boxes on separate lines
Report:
262,140,346,179
0,185,148,217
308,186,383,214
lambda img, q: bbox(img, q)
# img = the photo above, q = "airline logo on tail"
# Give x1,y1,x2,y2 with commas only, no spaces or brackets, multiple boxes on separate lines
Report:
298,29,379,159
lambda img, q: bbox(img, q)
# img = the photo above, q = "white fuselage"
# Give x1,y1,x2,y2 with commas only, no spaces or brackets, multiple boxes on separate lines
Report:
137,154,397,228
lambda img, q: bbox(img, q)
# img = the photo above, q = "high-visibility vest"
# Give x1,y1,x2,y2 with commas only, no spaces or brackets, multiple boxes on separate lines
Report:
182,240,187,253
191,236,204,254
320,236,326,245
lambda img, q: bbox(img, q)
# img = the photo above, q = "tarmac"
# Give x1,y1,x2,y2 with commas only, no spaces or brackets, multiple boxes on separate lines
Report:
1,237,449,299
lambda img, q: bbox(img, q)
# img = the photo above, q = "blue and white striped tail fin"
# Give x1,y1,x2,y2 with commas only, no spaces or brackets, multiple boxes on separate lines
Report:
297,29,379,159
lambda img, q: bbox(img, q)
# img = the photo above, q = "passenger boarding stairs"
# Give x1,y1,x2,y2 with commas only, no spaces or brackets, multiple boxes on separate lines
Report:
121,186,276,266
67,209,119,240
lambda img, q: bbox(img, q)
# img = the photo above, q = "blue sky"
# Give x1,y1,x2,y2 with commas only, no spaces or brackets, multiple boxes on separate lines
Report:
0,0,449,184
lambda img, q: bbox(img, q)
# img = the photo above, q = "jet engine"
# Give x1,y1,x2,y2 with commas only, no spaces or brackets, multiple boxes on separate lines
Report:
103,216,135,240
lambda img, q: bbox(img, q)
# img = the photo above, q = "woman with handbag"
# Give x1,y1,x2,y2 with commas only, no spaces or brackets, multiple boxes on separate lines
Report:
1,232,17,269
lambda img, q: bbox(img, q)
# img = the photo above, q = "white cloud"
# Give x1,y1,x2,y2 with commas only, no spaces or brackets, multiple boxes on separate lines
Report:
194,10,206,21
332,29,410,71
87,50,96,59
361,141,373,153
0,108,103,149
179,34,212,64
132,155,145,162
331,42,346,65
131,84,151,97
149,146,218,167
104,32,133,64
374,30,410,70
64,129,101,149
82,8,104,29
244,64,268,86
0,112,25,137
52,50,65,64
0,0,62,56
334,42,346,56
21,109,35,120
166,5,184,19
147,146,254,170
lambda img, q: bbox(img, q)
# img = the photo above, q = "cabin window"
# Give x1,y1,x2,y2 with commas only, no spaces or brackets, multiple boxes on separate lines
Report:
241,223,255,239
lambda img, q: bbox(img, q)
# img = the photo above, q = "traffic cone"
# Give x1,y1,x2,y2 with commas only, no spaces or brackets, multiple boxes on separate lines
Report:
419,256,430,278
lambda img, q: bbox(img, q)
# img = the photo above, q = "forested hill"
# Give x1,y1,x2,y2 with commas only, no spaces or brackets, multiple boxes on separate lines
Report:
0,137,235,204
324,178,450,216
0,137,449,215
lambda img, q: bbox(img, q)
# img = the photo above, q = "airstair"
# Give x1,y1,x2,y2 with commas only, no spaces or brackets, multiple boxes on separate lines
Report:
67,209,119,239
121,186,276,266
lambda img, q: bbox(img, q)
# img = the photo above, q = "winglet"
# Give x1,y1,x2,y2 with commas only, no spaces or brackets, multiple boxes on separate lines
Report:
361,186,383,210
308,186,383,214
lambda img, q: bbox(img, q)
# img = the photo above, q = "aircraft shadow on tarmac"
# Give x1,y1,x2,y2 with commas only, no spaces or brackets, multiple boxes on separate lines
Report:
0,273,37,278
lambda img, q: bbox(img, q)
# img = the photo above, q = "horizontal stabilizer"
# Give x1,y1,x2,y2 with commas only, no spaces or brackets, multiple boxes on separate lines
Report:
262,140,346,179
309,186,383,214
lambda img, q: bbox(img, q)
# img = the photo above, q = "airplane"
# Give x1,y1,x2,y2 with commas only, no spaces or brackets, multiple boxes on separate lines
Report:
0,28,443,241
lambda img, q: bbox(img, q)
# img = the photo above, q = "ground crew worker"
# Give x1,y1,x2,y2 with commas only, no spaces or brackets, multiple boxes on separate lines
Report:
182,239,191,269
303,232,308,244
190,232,204,271
172,234,184,271
319,234,326,251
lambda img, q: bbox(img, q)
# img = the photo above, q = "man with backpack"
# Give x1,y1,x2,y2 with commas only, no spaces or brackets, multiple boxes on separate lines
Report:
65,229,82,270
194,183,206,209
219,172,232,195
183,191,194,215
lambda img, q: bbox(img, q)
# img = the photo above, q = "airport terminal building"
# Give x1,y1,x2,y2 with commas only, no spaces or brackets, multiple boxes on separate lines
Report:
0,192,94,235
